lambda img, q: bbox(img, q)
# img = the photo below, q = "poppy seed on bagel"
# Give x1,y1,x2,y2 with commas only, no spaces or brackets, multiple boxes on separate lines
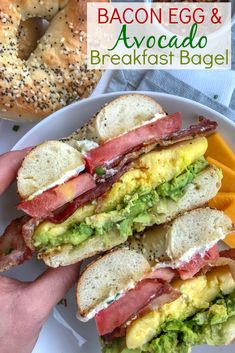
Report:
0,0,107,122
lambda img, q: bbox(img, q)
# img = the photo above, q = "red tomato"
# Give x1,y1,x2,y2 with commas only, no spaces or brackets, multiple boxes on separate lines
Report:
178,245,219,280
95,279,172,336
17,173,96,218
86,113,182,173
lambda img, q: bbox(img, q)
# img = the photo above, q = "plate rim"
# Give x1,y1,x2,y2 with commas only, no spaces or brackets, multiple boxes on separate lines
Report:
12,91,235,151
5,91,235,353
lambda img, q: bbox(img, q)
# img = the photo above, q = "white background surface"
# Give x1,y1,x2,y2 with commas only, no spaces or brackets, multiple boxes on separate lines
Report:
1,91,235,353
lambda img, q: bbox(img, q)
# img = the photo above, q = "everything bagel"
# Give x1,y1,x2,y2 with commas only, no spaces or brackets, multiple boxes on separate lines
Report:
18,17,45,60
0,0,106,122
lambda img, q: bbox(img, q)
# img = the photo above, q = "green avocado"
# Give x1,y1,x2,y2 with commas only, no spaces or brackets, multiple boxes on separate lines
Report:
157,157,208,201
33,158,208,251
102,292,235,353
145,292,235,353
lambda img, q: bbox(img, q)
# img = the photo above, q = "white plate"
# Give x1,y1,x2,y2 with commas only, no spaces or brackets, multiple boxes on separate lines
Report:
1,92,235,353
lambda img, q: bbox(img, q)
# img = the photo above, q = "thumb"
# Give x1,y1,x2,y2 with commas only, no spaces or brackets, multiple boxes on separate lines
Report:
26,263,81,320
0,149,31,195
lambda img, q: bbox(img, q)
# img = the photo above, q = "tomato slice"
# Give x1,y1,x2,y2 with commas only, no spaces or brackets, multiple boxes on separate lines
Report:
17,173,96,218
86,113,182,173
95,279,173,336
178,245,219,280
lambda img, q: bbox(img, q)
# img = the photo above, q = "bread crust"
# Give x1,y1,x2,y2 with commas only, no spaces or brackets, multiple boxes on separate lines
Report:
66,93,166,144
0,0,106,122
17,140,85,199
77,249,151,317
18,18,45,60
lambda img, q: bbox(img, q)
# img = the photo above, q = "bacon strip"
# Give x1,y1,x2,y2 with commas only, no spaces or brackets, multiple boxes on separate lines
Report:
48,163,131,224
86,113,182,173
220,248,235,260
0,218,32,272
145,267,177,282
101,117,218,172
154,117,218,147
49,118,217,224
200,249,235,281
21,217,42,251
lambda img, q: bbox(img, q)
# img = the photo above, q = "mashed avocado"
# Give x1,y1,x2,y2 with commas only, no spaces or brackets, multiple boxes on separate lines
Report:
157,157,208,201
145,292,235,353
34,158,208,250
102,292,235,353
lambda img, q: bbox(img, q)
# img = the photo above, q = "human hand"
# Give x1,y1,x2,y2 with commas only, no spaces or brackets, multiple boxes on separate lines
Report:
0,150,81,353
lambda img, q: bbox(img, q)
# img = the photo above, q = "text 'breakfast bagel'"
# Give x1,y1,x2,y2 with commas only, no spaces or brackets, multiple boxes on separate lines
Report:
0,0,106,122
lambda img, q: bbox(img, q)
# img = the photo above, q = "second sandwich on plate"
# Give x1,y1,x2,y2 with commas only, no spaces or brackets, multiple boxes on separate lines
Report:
76,207,235,353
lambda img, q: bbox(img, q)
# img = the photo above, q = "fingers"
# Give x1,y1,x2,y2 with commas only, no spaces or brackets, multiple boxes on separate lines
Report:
0,274,23,293
26,263,81,320
0,149,31,195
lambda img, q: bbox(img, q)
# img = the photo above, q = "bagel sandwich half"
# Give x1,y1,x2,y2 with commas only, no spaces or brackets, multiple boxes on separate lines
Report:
0,94,218,271
76,208,235,353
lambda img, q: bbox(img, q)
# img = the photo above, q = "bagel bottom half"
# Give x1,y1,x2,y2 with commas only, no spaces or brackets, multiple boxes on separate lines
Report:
39,166,221,267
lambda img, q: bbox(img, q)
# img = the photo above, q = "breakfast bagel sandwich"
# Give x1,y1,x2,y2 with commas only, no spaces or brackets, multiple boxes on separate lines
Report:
76,208,235,353
0,94,219,271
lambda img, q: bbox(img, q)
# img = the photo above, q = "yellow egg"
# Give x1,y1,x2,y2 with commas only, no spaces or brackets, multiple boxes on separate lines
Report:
126,267,235,350
213,266,235,295
126,311,161,349
34,204,95,238
99,137,208,212
36,137,207,238
178,275,208,309
160,296,187,320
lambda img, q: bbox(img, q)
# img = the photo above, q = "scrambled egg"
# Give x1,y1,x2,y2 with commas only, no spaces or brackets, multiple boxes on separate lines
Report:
98,137,208,212
34,137,207,240
126,266,235,349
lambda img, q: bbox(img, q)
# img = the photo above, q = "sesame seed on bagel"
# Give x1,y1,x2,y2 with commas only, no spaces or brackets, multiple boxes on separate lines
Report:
0,0,107,122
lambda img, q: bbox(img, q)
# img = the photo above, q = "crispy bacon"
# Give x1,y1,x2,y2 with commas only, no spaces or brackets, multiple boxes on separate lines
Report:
220,248,235,260
48,163,131,224
100,117,218,172
49,118,217,224
102,326,127,341
0,218,32,272
145,267,177,282
154,117,218,148
85,113,182,173
201,249,235,281
21,217,42,251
